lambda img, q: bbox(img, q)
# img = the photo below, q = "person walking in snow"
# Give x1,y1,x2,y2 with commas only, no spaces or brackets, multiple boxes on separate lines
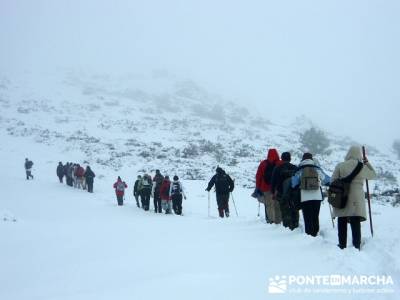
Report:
84,166,96,193
291,153,330,237
133,175,142,208
331,146,377,250
24,158,34,180
113,176,128,206
75,164,85,189
152,170,164,213
140,174,152,211
255,148,281,224
206,167,235,218
271,152,299,230
160,175,172,214
56,162,64,183
170,175,186,215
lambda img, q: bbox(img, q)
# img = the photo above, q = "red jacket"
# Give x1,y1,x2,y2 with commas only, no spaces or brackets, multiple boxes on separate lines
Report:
113,179,127,197
255,148,280,192
160,179,171,201
75,166,85,178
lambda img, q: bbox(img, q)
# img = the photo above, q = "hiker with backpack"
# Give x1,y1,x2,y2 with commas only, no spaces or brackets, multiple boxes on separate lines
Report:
113,176,128,206
160,175,172,214
84,166,95,193
170,175,186,215
56,162,64,183
206,167,235,218
140,174,153,211
152,170,164,213
24,158,34,180
75,164,85,189
255,148,281,224
133,175,142,208
291,153,331,237
330,146,376,250
271,152,299,230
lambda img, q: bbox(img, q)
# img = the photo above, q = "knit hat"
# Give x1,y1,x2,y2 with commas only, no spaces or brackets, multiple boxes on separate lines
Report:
281,152,291,162
173,175,179,181
302,152,313,161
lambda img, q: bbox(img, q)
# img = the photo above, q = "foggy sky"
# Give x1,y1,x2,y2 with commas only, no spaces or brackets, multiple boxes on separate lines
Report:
1,0,399,150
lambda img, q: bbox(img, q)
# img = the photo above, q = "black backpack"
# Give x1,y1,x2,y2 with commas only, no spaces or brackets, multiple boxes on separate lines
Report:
263,161,276,184
328,162,363,209
215,174,231,194
171,181,182,196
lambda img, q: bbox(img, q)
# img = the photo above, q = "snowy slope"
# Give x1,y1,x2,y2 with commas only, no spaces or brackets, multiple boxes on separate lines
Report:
0,125,399,300
0,70,399,299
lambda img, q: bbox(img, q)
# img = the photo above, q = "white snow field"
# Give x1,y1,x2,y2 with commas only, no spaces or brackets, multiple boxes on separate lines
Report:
0,133,399,300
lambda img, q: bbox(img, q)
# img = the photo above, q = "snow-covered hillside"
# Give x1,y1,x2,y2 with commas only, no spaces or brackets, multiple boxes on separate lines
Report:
0,70,398,202
0,124,399,300
0,70,399,299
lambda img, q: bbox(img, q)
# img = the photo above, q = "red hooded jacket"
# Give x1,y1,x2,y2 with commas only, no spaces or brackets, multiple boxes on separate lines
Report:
160,179,171,201
113,178,127,197
255,148,280,192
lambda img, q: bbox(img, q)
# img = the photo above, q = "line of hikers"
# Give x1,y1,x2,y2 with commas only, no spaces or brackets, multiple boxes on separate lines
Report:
254,146,376,250
113,170,187,215
56,162,96,193
113,167,235,217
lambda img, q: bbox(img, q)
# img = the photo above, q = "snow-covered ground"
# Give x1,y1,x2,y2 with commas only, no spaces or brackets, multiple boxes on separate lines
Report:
1,128,399,300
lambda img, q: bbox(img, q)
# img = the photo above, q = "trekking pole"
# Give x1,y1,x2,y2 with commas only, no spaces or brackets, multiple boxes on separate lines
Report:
208,191,210,218
328,203,335,228
362,146,374,237
231,192,239,217
257,202,260,217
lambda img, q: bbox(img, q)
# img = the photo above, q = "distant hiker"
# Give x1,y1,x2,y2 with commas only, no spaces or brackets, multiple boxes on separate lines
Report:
291,153,330,237
133,175,142,208
255,148,281,224
84,166,95,193
24,158,34,180
206,167,235,218
170,175,186,215
140,174,153,211
72,164,78,188
113,176,128,206
64,162,71,186
152,170,164,213
160,176,172,214
331,146,377,250
75,164,85,189
271,152,299,230
56,162,64,183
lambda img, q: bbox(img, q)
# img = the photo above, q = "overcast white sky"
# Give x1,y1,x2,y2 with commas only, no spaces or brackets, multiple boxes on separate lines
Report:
1,0,399,150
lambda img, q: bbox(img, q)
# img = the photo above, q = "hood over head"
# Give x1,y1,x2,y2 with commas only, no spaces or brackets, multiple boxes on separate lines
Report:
266,148,280,163
216,167,225,175
345,146,362,161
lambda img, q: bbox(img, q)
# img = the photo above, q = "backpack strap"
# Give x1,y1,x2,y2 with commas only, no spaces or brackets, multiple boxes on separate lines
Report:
342,162,363,183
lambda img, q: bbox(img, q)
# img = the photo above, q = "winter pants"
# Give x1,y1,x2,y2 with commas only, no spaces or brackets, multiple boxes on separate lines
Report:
301,200,321,237
338,216,361,249
86,179,94,193
279,198,299,230
134,195,140,207
161,200,172,214
141,189,151,211
66,176,73,187
216,193,230,218
153,194,162,213
58,175,63,183
117,195,124,206
26,170,33,180
73,175,77,188
172,194,183,215
264,192,282,224
76,177,84,189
